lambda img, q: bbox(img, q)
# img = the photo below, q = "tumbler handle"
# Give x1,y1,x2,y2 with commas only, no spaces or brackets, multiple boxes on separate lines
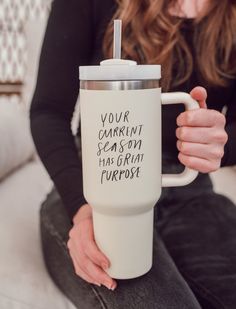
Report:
161,92,199,187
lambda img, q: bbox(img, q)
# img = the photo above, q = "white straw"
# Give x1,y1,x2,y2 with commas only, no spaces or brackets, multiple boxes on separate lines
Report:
113,19,122,59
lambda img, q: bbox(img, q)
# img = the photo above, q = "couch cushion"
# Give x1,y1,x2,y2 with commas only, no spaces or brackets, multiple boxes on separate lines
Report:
0,100,35,181
210,167,236,204
0,159,76,309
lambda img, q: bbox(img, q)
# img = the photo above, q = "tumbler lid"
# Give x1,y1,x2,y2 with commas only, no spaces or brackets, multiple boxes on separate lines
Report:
79,59,161,81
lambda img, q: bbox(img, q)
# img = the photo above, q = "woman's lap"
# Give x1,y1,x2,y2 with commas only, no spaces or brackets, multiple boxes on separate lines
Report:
40,170,236,309
40,189,201,309
156,188,236,309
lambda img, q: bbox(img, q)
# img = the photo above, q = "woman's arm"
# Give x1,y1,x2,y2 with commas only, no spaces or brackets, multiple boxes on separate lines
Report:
30,0,94,220
30,0,118,289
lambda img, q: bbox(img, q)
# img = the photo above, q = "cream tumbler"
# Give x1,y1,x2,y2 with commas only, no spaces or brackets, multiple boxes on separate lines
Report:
79,58,199,279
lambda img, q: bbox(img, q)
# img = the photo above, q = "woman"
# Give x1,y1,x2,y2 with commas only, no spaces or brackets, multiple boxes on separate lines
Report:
30,0,236,308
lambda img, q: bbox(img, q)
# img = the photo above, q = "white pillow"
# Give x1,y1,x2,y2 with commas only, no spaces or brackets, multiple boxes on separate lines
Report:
0,100,35,181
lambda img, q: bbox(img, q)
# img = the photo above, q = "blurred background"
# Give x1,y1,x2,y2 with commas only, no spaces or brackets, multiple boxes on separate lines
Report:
0,0,50,102
0,1,235,308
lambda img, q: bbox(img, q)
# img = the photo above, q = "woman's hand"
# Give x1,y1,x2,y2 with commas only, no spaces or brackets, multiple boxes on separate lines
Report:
176,86,228,173
67,204,117,290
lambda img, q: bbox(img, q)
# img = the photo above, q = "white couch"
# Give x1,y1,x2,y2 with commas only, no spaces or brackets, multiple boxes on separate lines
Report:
0,157,77,309
0,14,235,309
0,16,77,309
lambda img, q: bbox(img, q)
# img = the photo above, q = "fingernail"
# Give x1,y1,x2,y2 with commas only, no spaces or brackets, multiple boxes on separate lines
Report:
110,283,116,291
94,282,101,287
104,281,113,290
101,262,109,270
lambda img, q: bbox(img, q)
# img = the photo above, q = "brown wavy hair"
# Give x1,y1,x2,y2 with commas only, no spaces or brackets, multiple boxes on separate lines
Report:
103,0,236,90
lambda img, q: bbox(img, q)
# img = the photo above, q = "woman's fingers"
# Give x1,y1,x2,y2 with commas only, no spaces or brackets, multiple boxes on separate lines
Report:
176,127,228,144
190,86,207,108
177,109,226,128
176,87,228,173
69,239,116,290
178,152,220,173
70,251,100,286
84,241,110,270
81,255,116,290
177,140,224,160
72,218,110,269
68,213,117,290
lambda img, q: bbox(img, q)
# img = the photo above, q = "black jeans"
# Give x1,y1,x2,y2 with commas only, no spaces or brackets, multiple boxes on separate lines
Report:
40,164,236,309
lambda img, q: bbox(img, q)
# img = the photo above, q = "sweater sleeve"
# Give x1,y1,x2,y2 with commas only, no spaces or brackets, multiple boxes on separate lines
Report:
221,80,236,167
30,0,94,220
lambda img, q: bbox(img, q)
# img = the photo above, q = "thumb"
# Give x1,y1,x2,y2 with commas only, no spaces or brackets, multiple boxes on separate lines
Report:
190,86,207,109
